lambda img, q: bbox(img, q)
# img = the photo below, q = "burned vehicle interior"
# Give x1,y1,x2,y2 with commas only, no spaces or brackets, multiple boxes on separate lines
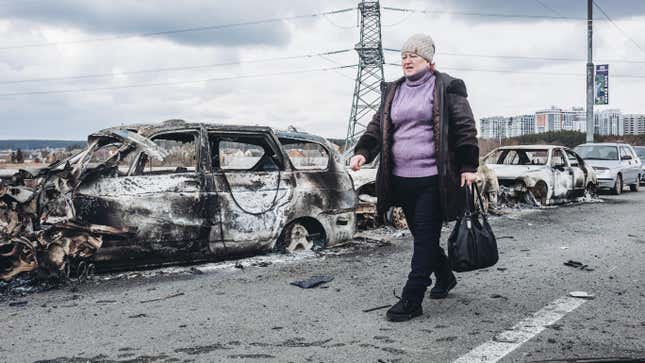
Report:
1,121,356,282
485,149,549,166
485,147,595,206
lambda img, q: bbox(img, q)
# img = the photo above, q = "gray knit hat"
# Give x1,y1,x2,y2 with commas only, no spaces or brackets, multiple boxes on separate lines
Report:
401,34,435,63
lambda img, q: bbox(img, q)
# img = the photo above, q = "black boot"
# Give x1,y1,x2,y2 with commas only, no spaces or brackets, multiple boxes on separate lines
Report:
386,296,423,322
429,272,457,299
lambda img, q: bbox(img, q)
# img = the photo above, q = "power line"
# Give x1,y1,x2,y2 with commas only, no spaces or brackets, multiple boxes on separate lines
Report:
533,0,563,16
381,6,584,20
593,0,645,54
383,48,645,64
0,8,356,50
0,49,353,85
384,62,645,79
0,65,357,97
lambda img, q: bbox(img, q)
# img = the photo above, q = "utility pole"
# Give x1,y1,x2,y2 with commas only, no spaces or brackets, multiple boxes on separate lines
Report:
344,0,385,153
586,0,594,142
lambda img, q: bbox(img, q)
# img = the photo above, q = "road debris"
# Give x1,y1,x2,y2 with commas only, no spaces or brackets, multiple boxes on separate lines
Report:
568,291,596,300
8,300,28,307
564,260,595,272
362,304,392,313
290,275,334,289
140,292,185,304
490,294,509,300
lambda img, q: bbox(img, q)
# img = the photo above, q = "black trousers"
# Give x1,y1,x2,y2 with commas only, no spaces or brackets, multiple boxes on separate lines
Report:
392,175,450,303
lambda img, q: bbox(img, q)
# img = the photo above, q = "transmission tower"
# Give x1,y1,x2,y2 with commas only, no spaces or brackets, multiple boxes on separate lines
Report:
344,1,385,153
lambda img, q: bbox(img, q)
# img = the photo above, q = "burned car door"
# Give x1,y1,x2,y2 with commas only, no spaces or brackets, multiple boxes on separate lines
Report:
207,132,294,256
551,148,574,198
565,150,586,190
75,130,210,264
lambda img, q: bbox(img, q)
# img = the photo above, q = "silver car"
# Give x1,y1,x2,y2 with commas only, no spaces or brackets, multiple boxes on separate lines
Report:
634,146,645,184
574,143,642,194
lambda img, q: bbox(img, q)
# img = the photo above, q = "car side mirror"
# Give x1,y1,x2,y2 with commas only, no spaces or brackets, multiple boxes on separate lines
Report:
554,164,566,171
621,155,632,161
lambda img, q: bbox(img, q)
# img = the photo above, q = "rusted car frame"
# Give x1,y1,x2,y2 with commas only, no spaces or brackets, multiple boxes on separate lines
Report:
0,120,356,280
484,145,597,206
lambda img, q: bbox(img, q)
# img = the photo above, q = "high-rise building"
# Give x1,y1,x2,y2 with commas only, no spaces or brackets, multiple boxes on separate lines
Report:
594,109,623,136
536,107,562,132
480,114,535,140
623,114,645,135
479,116,508,140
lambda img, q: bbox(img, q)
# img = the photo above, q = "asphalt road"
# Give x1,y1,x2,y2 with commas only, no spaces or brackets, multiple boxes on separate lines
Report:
1,190,644,363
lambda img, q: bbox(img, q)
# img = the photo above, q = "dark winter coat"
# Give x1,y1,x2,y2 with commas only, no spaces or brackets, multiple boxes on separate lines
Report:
354,71,479,222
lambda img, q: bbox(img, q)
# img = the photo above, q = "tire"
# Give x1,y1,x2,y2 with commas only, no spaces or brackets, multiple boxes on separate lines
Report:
276,222,313,253
629,176,640,192
585,183,597,198
612,174,623,195
531,181,548,206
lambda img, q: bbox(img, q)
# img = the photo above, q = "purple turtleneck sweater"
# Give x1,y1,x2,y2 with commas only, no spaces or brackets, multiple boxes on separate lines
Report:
391,68,437,177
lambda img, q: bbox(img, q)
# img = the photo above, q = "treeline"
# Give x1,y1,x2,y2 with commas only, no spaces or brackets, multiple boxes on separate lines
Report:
0,140,86,151
479,131,645,156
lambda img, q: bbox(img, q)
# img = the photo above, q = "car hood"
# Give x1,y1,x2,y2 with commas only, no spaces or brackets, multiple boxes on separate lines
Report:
486,164,547,179
583,160,621,169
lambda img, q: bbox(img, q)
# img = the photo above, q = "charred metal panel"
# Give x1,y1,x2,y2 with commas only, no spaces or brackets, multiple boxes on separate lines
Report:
210,171,293,254
75,173,210,262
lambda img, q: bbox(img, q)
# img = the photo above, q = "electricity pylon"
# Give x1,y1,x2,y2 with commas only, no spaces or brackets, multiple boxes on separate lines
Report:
344,1,385,154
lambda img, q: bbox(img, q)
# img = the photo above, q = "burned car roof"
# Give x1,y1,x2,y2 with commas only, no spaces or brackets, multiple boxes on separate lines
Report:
93,120,325,143
494,144,564,150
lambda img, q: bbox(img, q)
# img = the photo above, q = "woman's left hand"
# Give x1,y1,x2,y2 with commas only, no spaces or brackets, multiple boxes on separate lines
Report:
460,172,478,187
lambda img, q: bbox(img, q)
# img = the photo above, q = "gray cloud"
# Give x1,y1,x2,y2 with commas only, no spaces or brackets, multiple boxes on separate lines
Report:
426,0,645,21
0,0,331,47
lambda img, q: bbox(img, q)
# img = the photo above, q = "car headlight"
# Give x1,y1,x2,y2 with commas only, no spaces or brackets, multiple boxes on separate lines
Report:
592,166,609,171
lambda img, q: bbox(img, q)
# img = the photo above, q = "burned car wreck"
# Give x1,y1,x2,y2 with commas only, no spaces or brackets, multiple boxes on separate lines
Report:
484,145,597,206
0,120,356,281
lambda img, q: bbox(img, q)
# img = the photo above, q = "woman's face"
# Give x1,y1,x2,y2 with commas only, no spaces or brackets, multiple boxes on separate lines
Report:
401,51,430,77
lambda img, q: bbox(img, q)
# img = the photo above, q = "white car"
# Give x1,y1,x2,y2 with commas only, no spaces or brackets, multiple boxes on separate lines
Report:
633,146,645,184
574,143,642,194
484,145,597,205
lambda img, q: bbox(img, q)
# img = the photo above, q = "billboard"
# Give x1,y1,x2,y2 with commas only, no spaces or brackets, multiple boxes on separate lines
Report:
595,64,609,105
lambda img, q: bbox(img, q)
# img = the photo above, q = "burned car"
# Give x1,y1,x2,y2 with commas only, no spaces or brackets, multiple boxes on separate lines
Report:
484,145,597,205
0,120,356,281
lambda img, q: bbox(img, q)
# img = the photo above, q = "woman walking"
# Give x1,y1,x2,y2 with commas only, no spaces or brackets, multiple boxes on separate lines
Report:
350,34,479,322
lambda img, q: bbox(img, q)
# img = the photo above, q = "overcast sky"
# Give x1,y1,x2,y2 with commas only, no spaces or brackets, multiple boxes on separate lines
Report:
2,0,645,140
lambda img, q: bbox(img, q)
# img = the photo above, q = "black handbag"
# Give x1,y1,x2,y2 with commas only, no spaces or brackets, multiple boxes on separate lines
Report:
448,183,499,272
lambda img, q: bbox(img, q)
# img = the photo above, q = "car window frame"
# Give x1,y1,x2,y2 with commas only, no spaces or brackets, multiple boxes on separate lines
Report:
551,149,567,168
619,146,632,161
278,138,332,172
132,129,203,176
208,131,286,173
564,149,580,168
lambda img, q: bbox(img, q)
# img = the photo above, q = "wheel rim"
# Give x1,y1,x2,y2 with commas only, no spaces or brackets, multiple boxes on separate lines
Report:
285,224,313,252
532,183,548,205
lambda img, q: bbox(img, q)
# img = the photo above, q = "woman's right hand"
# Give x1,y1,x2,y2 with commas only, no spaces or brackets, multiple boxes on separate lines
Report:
349,155,366,171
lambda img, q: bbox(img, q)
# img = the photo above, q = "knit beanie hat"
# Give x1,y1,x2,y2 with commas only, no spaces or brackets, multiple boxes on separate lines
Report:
401,34,435,63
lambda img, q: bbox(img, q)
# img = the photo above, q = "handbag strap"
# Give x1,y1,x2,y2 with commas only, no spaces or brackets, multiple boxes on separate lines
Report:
472,183,489,218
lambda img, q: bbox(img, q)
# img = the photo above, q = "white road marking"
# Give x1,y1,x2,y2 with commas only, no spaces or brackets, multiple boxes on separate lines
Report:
454,295,588,363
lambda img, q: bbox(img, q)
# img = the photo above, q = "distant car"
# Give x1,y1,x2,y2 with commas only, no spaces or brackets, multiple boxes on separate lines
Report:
574,143,642,194
633,146,645,184
483,145,597,205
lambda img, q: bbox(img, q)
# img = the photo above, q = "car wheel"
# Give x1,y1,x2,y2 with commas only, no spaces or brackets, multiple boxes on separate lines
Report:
276,222,313,253
531,181,548,206
585,183,597,198
630,176,640,192
612,174,623,195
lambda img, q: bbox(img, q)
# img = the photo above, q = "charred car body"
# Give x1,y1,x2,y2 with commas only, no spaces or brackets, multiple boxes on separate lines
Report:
0,120,356,281
484,145,597,205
